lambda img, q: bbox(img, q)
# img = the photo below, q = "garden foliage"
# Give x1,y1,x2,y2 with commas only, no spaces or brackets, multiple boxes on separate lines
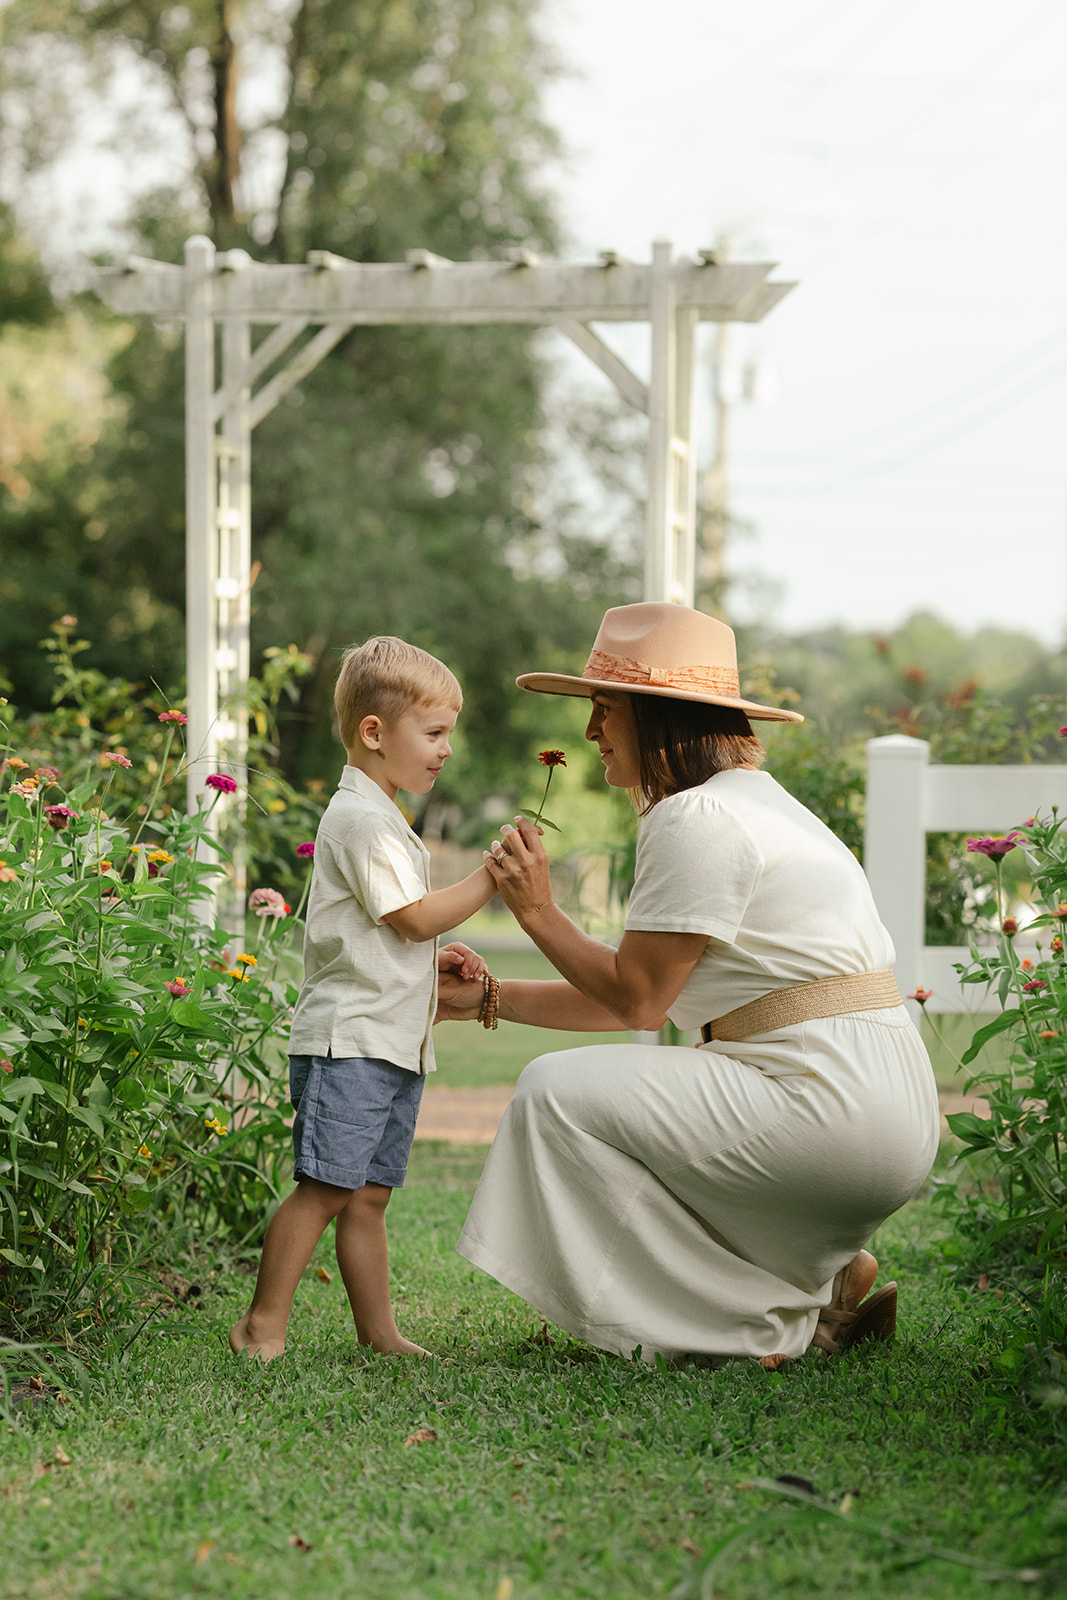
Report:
0,628,322,1337
938,814,1067,1278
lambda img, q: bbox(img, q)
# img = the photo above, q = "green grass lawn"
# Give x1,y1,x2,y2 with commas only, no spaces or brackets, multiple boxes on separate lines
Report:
2,1144,1063,1600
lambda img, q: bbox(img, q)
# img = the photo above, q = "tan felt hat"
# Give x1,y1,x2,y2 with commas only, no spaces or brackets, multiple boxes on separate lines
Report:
517,602,803,723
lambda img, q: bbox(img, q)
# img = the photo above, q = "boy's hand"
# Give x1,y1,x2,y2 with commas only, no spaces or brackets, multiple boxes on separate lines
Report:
435,967,485,1023
438,942,488,981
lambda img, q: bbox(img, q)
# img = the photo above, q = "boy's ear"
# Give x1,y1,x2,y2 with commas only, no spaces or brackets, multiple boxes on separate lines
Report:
358,714,384,751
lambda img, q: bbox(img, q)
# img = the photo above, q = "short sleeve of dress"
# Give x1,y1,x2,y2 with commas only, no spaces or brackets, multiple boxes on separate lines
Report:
624,787,763,943
324,813,427,925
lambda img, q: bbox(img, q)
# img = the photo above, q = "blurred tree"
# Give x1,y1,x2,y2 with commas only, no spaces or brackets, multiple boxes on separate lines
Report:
0,0,639,816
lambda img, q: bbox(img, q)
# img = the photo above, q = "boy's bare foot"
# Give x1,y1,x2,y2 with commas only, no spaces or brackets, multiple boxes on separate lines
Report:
229,1312,286,1363
361,1333,431,1357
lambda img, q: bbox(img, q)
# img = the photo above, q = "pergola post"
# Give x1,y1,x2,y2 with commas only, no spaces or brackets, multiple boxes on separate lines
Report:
183,235,219,840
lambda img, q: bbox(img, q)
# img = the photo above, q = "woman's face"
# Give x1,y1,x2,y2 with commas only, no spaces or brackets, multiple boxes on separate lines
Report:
585,691,642,789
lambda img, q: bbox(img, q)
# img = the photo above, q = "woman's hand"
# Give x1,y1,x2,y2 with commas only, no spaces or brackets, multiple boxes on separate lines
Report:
438,941,488,981
434,966,485,1023
484,816,553,919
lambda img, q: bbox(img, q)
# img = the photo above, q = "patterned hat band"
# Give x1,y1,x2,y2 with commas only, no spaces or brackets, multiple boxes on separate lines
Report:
584,648,741,698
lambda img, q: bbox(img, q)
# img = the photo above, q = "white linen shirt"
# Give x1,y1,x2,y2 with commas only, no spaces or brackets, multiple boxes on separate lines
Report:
287,765,437,1074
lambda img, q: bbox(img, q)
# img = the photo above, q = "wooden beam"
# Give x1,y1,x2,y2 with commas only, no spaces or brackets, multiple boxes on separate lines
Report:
246,322,350,428
555,320,649,413
211,317,308,422
92,257,793,325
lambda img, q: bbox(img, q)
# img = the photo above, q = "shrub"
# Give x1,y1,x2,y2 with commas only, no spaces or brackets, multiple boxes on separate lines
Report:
0,653,320,1337
935,812,1067,1279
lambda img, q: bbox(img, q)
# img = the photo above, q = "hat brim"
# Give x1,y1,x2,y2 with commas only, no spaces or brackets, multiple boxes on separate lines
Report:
516,672,804,723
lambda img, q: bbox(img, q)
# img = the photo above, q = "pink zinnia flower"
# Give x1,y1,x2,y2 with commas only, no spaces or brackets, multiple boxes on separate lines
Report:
1023,979,1047,992
102,752,133,768
907,987,933,1006
296,841,315,859
249,887,287,917
43,804,77,830
164,979,190,998
205,773,237,793
158,711,189,725
34,766,61,784
11,779,39,800
966,833,1021,858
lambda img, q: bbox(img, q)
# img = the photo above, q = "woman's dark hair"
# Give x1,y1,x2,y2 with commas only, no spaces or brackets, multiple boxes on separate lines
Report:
628,692,764,811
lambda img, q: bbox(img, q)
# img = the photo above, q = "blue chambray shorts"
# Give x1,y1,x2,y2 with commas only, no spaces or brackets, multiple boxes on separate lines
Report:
288,1053,425,1191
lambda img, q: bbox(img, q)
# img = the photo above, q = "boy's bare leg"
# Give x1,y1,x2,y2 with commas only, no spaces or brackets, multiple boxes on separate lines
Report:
334,1182,429,1355
229,1177,352,1361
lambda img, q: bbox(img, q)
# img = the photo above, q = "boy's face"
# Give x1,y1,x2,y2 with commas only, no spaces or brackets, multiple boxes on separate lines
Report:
357,701,459,800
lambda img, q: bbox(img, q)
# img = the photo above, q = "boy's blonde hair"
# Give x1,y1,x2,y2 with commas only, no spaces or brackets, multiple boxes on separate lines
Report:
334,636,462,750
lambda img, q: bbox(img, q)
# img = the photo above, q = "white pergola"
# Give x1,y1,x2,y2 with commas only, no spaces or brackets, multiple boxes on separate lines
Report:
91,236,793,865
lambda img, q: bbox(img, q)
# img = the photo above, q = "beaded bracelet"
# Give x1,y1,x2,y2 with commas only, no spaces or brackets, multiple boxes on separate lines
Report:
478,971,500,1030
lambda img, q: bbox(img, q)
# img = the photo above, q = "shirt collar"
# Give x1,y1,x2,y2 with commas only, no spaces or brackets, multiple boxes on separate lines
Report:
337,765,424,838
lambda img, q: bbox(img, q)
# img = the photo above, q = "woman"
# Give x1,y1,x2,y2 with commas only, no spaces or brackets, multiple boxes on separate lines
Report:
439,603,939,1366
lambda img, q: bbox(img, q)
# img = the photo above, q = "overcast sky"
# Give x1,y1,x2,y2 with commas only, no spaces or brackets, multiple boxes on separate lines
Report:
540,0,1067,644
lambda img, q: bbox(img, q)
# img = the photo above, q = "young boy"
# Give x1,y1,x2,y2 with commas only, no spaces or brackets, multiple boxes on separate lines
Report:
230,636,495,1361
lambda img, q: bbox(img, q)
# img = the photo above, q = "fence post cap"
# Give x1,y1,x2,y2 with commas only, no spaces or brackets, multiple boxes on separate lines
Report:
866,734,930,761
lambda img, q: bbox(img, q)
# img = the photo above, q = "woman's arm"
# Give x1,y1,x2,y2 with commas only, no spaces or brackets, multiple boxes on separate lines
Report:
435,968,631,1030
483,818,708,1031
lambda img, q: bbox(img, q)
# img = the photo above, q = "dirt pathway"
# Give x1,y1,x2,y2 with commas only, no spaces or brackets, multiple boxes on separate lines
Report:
415,1085,986,1145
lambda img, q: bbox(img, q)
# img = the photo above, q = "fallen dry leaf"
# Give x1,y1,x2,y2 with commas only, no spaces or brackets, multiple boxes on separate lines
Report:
403,1427,437,1448
29,1377,44,1393
193,1540,217,1566
681,1537,704,1557
54,1446,71,1467
316,1267,332,1284
288,1534,314,1552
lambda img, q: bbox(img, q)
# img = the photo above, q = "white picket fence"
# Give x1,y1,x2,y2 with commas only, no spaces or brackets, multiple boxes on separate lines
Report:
863,735,1067,1015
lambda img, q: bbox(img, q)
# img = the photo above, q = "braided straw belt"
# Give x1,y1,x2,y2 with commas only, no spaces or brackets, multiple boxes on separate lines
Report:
700,969,902,1044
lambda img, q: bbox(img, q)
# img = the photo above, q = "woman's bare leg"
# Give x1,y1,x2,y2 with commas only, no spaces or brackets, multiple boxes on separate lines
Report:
334,1182,428,1355
229,1177,352,1361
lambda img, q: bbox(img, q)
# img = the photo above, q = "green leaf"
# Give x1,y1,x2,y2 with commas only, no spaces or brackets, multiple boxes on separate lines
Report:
944,1111,995,1146
961,1008,1022,1065
516,809,561,832
169,1000,222,1033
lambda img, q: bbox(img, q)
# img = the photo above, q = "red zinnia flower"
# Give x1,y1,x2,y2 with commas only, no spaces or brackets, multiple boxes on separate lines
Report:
537,749,567,768
164,979,190,998
1023,979,1047,992
205,773,237,793
1001,918,1018,936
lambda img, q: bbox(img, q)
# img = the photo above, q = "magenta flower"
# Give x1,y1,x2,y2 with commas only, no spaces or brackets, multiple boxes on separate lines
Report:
249,887,287,917
102,752,133,768
205,773,237,794
1060,727,1067,738
164,979,191,998
966,833,1022,858
1023,979,1047,992
158,711,189,725
296,841,315,859
43,804,77,831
